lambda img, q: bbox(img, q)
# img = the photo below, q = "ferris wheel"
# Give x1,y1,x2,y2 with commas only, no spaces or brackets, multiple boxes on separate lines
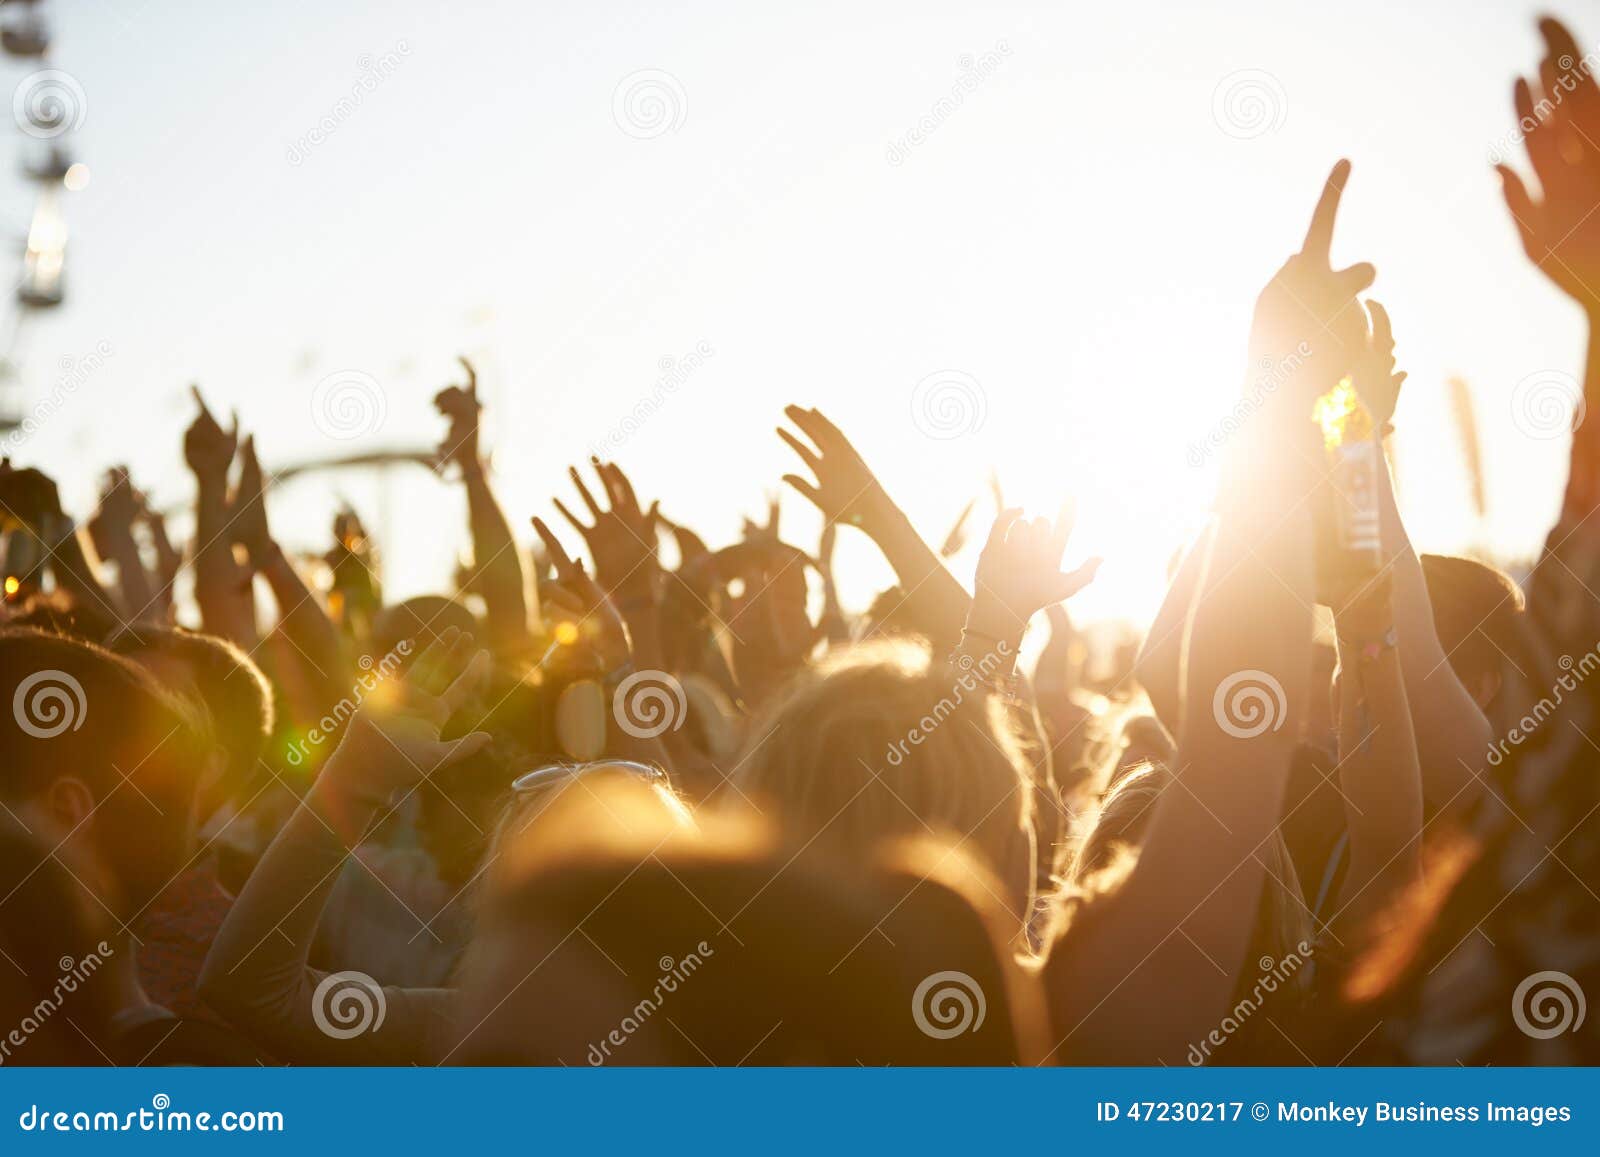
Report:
0,0,89,440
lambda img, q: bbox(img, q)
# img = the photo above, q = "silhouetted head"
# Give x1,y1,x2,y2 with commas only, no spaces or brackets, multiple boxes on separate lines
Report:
0,628,213,917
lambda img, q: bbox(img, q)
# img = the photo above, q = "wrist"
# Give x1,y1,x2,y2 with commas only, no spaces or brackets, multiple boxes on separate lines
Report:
963,604,1026,650
315,744,393,811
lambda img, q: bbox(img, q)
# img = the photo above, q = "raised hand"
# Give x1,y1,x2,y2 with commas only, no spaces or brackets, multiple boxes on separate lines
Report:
86,467,140,556
1352,299,1406,430
230,436,274,565
530,515,631,670
1498,18,1600,311
967,507,1100,643
433,356,483,472
553,458,661,597
327,626,492,799
778,405,896,531
182,385,239,482
1248,161,1377,405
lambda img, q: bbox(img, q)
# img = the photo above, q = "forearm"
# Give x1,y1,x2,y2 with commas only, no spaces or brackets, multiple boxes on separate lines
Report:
866,503,971,647
1374,458,1490,809
259,544,343,678
1133,524,1214,731
99,533,157,622
1333,636,1424,929
198,765,449,1063
192,483,258,644
462,467,532,654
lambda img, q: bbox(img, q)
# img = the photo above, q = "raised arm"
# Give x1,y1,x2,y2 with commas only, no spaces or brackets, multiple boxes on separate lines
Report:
86,467,158,622
183,387,257,647
436,358,534,657
231,435,344,693
1047,161,1373,1062
1353,303,1491,813
779,405,971,647
199,627,490,1063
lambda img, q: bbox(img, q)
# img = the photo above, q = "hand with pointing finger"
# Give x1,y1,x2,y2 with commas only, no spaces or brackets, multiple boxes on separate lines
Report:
1248,160,1377,410
183,385,239,484
434,356,484,474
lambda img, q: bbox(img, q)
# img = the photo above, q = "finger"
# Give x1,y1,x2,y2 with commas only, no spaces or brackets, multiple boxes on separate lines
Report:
552,498,593,543
408,626,463,693
1496,164,1539,248
1052,557,1103,601
985,507,1022,552
781,473,823,510
531,516,579,578
457,356,477,398
1300,159,1352,261
439,649,492,714
190,384,215,424
777,427,822,473
1329,262,1377,300
608,461,640,511
590,457,623,509
1516,78,1566,191
435,730,493,770
783,404,844,451
1365,299,1393,352
569,465,604,518
1541,18,1584,73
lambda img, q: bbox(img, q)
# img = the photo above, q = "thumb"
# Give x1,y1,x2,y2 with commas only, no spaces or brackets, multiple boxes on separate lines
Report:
438,730,493,770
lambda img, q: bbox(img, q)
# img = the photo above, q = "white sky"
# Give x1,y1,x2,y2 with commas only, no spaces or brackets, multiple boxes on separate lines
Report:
4,0,1594,623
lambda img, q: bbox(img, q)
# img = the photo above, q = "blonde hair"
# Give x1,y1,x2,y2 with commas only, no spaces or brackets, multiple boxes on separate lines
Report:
729,639,1037,927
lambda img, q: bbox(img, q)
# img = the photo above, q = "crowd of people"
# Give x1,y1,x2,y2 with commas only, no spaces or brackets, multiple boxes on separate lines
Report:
0,16,1597,1067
